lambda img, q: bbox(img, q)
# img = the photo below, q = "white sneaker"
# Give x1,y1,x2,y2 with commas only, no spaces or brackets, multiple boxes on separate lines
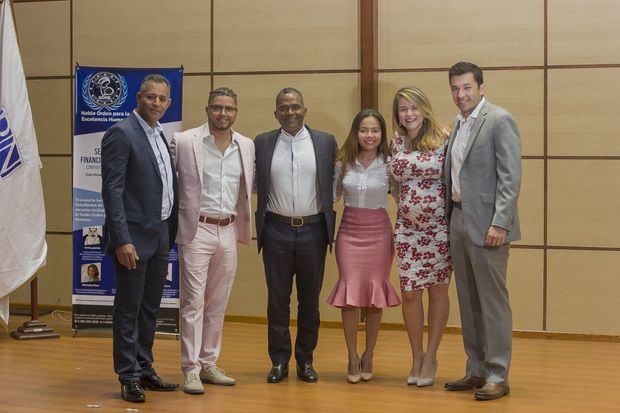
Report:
200,365,236,386
183,372,204,394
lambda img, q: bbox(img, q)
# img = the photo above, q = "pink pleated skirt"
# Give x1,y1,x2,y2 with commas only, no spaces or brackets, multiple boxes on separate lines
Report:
327,206,401,308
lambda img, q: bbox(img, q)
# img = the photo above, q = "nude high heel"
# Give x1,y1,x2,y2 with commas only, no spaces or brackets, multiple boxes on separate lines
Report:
347,358,361,384
360,352,373,381
416,360,438,387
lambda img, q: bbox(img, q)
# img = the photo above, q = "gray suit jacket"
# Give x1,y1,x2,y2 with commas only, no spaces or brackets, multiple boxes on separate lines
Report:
254,126,338,252
445,100,521,246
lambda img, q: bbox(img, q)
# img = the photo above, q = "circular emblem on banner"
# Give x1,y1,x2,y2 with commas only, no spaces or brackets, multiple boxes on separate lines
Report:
82,71,128,111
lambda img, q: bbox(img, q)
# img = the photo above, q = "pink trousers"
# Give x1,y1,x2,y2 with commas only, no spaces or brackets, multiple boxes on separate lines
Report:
179,222,237,374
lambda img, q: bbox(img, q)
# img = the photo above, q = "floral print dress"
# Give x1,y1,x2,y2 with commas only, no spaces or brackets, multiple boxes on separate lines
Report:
390,135,452,291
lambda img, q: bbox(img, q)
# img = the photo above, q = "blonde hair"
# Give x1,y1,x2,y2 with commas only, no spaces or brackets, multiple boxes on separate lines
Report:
336,109,388,188
392,86,447,151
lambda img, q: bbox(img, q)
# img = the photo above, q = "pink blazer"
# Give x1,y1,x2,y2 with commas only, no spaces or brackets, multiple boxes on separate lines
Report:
171,124,255,246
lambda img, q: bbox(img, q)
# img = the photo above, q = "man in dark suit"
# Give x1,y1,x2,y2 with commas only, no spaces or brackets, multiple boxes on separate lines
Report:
254,87,337,383
102,74,179,403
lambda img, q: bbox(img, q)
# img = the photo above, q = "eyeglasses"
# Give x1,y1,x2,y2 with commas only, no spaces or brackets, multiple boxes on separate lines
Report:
143,94,170,104
209,105,238,115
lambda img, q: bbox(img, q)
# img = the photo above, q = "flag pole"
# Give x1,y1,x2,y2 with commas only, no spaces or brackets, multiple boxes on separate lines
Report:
1,0,57,339
30,278,39,321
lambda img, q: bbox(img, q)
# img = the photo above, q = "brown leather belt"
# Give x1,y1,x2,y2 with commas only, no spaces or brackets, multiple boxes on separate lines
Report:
199,215,235,226
453,202,462,209
267,212,323,227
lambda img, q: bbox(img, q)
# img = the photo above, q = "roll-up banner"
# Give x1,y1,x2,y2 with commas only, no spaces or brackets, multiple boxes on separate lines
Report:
72,66,183,334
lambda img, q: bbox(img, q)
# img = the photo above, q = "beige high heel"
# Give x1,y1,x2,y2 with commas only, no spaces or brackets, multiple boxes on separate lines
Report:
347,358,361,384
416,360,438,387
360,352,373,381
406,353,424,385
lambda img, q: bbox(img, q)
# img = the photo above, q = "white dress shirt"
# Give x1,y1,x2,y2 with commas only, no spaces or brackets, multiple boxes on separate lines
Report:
267,126,320,217
200,125,243,219
334,157,389,209
450,97,486,202
134,110,173,220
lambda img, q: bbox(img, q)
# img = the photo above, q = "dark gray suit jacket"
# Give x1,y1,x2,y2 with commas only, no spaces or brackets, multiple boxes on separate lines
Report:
445,100,521,246
254,126,337,252
101,113,179,259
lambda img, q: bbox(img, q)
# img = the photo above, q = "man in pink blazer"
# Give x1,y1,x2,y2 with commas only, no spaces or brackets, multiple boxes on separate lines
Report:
170,87,254,395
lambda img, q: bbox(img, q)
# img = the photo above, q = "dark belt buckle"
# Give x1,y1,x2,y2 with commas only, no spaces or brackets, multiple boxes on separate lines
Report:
291,217,304,227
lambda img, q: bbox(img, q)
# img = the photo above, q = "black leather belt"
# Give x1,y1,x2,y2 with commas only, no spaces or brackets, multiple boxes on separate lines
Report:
453,202,462,209
268,212,323,227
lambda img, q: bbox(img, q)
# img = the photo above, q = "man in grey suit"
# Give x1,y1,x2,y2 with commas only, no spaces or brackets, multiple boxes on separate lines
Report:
102,74,179,402
443,62,521,401
254,87,337,383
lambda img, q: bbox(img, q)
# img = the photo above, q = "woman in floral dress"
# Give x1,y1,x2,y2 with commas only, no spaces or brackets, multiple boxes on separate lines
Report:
390,86,452,387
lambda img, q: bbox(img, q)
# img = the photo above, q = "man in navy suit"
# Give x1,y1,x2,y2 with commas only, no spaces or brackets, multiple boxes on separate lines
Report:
102,74,179,403
254,87,337,383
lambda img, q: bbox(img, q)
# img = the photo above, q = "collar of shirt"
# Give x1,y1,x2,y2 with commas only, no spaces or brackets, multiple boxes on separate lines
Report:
354,156,383,169
279,125,309,143
202,123,239,146
133,109,164,136
456,97,486,124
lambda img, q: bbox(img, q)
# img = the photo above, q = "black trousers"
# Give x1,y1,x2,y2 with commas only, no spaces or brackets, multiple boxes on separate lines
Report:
113,221,169,384
262,214,328,366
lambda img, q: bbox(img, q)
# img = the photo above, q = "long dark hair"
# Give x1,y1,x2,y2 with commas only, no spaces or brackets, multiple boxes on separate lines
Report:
335,109,388,188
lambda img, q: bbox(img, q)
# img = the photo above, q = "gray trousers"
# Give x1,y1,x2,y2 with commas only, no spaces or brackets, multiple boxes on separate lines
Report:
449,208,512,383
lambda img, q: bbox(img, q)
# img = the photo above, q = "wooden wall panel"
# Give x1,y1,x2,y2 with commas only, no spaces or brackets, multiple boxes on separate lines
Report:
548,68,620,156
445,249,544,331
13,1,70,77
227,241,267,318
213,0,359,72
547,250,620,334
213,74,360,143
378,0,544,69
508,249,544,331
378,71,544,157
11,235,72,306
548,0,620,65
181,75,211,132
27,79,71,155
73,0,210,72
548,160,620,248
41,157,71,232
515,160,544,246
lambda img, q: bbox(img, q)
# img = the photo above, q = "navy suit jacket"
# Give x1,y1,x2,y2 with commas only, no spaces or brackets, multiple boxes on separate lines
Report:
101,113,178,259
254,126,337,252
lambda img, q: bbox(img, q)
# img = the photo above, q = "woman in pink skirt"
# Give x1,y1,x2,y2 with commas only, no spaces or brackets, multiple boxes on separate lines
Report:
326,109,401,383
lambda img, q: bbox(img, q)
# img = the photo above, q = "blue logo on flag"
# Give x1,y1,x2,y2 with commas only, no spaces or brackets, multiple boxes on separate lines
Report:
82,71,128,111
0,106,23,180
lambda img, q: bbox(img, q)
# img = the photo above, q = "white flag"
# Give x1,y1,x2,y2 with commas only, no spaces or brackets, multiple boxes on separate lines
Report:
0,0,47,330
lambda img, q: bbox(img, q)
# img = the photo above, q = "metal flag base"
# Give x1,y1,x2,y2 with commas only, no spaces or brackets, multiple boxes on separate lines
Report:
11,320,60,340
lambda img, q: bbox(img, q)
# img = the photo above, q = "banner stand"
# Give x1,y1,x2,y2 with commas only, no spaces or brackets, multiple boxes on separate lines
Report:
71,65,183,336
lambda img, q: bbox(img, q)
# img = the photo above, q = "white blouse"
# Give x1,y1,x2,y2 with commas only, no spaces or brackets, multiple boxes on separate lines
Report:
333,157,390,209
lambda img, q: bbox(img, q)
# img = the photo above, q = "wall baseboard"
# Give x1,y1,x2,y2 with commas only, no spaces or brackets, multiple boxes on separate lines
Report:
224,315,620,343
10,303,618,342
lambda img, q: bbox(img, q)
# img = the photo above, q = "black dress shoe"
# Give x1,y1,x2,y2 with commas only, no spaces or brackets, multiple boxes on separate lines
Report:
297,363,318,383
267,364,289,383
140,374,179,391
121,382,145,403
